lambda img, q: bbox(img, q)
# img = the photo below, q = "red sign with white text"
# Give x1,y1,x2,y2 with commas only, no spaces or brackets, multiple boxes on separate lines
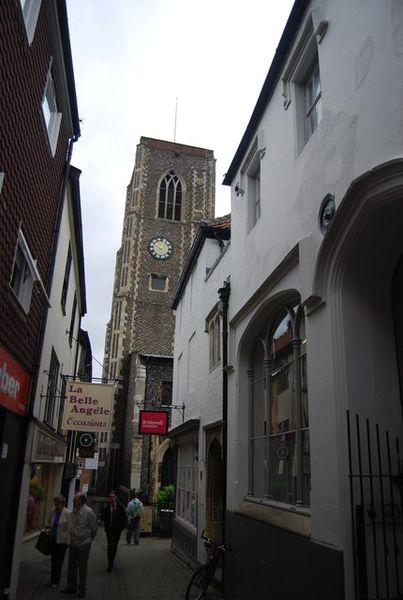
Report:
139,410,169,435
0,345,31,416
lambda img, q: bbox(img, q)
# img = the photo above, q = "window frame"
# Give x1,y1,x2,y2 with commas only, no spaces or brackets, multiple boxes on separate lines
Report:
304,61,322,140
176,442,198,529
158,170,183,221
60,244,72,315
44,348,60,428
19,0,41,45
149,273,168,292
281,14,325,153
248,303,310,510
42,67,62,156
10,228,50,314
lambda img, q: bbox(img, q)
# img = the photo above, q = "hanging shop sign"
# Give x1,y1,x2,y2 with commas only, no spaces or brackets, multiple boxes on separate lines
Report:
31,423,66,463
62,381,114,432
139,410,169,435
0,344,31,416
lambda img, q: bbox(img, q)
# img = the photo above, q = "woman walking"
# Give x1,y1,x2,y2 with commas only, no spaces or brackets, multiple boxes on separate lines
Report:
49,495,70,588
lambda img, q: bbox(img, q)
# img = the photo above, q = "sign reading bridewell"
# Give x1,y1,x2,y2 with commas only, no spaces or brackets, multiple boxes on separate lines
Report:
62,381,114,432
139,410,169,435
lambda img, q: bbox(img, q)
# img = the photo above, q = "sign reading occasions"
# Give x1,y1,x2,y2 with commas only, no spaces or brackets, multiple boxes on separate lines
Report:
62,381,114,432
139,410,169,435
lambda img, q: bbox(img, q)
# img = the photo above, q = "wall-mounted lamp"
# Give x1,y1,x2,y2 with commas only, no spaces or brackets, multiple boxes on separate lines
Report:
235,184,245,197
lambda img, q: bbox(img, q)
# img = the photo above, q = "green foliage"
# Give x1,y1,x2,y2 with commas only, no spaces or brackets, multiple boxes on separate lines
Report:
157,484,175,507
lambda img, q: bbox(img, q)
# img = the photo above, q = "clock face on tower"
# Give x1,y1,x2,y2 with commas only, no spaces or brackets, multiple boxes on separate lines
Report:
148,236,173,260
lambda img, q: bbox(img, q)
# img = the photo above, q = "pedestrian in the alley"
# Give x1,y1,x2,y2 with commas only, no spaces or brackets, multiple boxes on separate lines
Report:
126,490,144,545
49,495,70,588
101,490,127,572
61,492,97,598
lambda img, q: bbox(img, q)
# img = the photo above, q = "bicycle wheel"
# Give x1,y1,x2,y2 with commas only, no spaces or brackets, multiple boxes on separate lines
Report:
186,565,212,600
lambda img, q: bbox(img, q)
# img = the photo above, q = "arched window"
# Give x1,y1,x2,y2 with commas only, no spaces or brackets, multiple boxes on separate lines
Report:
249,303,310,507
158,170,182,220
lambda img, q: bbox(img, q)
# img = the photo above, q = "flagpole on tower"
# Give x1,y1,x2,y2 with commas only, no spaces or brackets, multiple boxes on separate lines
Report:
174,97,178,142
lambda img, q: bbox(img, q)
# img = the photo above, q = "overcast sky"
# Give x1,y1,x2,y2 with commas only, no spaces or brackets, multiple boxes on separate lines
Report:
66,0,295,378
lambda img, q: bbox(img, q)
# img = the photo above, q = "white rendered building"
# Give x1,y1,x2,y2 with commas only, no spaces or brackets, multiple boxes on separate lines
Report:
223,1,403,598
170,216,230,565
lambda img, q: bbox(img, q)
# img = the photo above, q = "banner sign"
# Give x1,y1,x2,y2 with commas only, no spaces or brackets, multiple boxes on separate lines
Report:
62,381,114,432
0,344,31,416
139,410,169,435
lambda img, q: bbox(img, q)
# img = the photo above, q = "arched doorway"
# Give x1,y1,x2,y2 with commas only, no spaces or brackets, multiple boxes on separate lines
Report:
206,438,224,544
160,446,174,488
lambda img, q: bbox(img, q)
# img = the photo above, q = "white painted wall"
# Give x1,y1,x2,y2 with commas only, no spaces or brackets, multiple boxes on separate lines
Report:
229,0,403,319
226,2,403,597
34,181,83,425
172,236,230,554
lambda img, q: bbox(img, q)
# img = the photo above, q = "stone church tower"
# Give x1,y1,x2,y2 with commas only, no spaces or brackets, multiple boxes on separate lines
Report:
101,137,215,497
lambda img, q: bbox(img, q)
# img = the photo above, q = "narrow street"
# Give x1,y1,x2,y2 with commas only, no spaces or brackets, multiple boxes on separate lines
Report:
17,529,193,600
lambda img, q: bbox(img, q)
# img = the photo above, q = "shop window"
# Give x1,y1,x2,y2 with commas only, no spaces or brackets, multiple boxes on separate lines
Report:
176,442,198,528
25,464,49,534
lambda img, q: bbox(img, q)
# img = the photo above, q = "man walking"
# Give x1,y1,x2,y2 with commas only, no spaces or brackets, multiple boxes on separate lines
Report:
61,492,97,598
126,491,144,545
101,490,127,572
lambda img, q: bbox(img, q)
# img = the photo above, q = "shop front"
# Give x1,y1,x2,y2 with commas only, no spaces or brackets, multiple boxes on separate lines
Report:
21,423,67,560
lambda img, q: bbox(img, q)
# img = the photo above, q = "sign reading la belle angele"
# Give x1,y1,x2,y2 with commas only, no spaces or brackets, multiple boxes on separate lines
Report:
62,381,114,432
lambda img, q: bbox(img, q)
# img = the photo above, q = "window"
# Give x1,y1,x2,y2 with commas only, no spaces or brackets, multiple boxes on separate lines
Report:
176,442,198,528
249,304,310,507
68,293,77,347
241,138,263,231
248,159,261,227
158,170,182,220
44,348,60,427
42,69,62,156
61,244,72,314
10,229,50,313
304,62,322,139
20,0,41,45
10,244,35,314
208,313,221,370
150,274,168,292
282,14,325,151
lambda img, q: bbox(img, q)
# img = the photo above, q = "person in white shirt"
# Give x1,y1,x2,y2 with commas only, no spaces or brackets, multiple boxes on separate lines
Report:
61,493,97,598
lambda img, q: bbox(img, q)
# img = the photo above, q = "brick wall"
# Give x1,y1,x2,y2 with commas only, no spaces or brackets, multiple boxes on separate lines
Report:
0,1,73,371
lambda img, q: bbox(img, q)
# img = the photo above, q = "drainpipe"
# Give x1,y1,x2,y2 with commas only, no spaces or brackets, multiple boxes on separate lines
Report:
218,280,230,548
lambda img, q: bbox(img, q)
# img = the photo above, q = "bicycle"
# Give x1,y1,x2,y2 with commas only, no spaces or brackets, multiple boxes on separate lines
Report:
185,531,226,600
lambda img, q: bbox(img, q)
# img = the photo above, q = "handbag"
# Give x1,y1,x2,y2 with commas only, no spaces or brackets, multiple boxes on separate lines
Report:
35,530,51,555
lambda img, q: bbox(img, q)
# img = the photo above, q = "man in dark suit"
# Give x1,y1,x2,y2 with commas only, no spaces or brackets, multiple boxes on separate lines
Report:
101,490,127,572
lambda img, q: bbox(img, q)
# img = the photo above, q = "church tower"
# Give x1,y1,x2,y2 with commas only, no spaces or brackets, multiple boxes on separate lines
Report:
101,137,215,497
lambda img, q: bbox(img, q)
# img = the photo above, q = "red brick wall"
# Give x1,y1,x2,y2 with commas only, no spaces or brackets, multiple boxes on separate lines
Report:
0,1,72,371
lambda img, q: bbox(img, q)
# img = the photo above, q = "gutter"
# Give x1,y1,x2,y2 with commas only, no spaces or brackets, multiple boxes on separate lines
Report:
218,280,230,550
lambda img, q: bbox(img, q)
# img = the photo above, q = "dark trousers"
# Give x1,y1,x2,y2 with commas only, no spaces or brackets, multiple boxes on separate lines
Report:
105,528,122,568
126,516,141,545
50,541,67,585
67,543,91,593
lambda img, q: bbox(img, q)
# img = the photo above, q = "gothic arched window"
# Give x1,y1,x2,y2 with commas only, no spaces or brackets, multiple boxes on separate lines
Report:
249,303,310,507
158,170,182,221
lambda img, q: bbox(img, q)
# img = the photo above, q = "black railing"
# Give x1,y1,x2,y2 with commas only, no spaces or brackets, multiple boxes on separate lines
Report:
347,411,403,600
